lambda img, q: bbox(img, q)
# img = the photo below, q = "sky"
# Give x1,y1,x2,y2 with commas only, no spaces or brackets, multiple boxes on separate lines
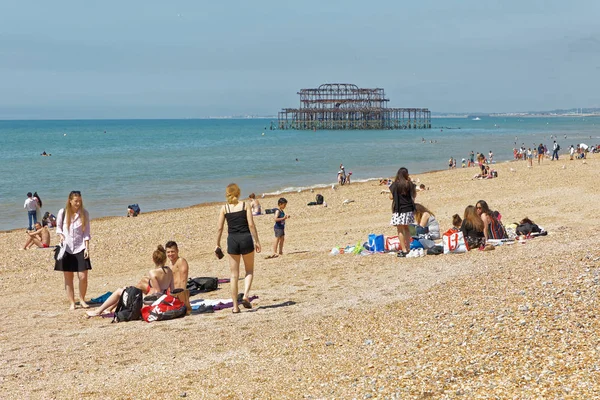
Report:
1,0,600,119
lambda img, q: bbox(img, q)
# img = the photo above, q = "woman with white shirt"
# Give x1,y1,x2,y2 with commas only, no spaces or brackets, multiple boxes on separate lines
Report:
55,191,92,310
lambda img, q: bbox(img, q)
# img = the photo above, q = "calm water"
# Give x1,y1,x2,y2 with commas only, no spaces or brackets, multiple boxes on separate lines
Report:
1,117,598,231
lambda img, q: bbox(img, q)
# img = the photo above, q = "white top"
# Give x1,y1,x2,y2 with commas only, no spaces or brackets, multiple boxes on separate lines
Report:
24,198,38,211
56,208,91,254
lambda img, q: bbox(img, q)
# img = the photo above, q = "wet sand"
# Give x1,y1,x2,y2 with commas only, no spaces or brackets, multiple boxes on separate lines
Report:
1,155,599,399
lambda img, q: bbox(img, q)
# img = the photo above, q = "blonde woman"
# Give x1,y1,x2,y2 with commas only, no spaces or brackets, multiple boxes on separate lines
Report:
55,191,92,310
216,183,261,313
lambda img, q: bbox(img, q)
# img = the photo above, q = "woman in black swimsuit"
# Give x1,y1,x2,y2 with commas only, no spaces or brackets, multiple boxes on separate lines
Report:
216,183,261,313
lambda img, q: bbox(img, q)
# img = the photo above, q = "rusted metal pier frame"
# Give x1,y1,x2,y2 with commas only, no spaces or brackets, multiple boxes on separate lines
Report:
277,83,431,130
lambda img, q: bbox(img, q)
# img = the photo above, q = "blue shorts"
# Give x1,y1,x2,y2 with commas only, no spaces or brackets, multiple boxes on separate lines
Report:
274,228,285,238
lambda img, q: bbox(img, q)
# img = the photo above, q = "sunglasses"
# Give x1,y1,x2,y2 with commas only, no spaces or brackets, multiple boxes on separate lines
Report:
476,206,482,209
70,190,81,196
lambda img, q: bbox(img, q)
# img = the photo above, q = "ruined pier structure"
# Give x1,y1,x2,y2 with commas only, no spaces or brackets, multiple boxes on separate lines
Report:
278,83,431,130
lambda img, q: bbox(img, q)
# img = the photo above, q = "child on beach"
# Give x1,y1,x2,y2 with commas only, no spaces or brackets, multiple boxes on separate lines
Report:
451,214,462,232
269,198,289,258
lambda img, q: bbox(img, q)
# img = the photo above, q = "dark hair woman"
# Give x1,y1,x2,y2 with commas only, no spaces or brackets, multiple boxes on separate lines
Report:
389,167,416,257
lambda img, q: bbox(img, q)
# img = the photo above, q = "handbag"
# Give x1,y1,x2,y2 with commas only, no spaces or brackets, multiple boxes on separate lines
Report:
443,229,468,254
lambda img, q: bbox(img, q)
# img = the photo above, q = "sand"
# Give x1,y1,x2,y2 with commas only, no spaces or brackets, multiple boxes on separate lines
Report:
1,155,599,399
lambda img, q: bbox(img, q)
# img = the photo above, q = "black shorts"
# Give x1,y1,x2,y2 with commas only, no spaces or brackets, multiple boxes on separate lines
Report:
227,234,254,255
54,249,92,272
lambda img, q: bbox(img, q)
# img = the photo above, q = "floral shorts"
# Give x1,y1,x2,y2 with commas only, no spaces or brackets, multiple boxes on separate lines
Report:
390,212,415,226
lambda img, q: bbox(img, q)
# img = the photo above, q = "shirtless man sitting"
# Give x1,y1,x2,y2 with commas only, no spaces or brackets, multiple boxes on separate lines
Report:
165,241,192,314
22,222,50,249
86,245,174,317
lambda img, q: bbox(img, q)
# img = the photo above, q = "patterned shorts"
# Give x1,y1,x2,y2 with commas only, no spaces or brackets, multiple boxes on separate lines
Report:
390,212,415,226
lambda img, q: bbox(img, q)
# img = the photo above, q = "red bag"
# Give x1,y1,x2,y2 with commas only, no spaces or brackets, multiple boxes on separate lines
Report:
141,294,186,322
385,236,401,251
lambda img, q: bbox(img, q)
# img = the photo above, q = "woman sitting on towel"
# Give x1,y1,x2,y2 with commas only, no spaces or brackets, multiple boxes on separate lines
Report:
412,203,441,240
460,205,485,250
86,245,174,317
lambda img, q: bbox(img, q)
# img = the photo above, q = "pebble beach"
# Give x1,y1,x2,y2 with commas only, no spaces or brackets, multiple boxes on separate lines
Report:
1,154,599,399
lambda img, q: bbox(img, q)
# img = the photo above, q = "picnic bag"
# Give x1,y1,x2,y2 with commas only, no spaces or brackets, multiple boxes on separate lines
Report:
443,229,468,254
113,286,143,323
141,294,186,322
385,236,401,252
368,234,385,252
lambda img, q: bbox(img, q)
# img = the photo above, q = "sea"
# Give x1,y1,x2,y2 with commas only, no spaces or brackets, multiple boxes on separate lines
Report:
1,117,598,231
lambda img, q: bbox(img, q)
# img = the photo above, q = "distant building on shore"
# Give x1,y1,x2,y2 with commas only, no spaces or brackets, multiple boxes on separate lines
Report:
278,83,431,130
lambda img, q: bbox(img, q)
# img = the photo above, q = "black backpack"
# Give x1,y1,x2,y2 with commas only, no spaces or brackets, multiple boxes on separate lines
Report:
187,277,219,294
316,194,324,205
113,286,143,323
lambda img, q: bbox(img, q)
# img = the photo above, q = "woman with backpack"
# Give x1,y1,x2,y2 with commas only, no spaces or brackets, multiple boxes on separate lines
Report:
55,191,92,310
389,167,416,257
86,245,174,318
476,200,507,240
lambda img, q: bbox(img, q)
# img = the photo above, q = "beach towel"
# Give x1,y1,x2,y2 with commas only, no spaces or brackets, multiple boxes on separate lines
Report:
90,291,113,304
141,294,186,322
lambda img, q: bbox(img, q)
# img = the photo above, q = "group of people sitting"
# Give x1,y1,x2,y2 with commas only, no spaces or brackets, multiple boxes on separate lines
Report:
410,199,534,252
86,241,189,317
455,200,506,250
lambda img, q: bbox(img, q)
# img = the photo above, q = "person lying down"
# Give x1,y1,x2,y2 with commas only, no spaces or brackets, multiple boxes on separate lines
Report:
86,245,174,317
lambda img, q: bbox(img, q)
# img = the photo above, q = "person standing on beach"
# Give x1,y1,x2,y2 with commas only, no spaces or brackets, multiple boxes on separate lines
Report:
552,140,560,161
270,198,289,258
24,192,38,230
389,167,416,257
537,143,545,165
55,191,92,310
215,183,261,314
469,151,475,167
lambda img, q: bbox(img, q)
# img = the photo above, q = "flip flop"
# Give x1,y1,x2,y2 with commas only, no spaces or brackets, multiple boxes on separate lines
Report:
232,308,241,314
265,254,279,259
241,299,252,309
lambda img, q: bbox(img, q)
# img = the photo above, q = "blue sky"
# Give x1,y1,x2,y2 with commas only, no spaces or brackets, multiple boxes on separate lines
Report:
1,0,599,118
